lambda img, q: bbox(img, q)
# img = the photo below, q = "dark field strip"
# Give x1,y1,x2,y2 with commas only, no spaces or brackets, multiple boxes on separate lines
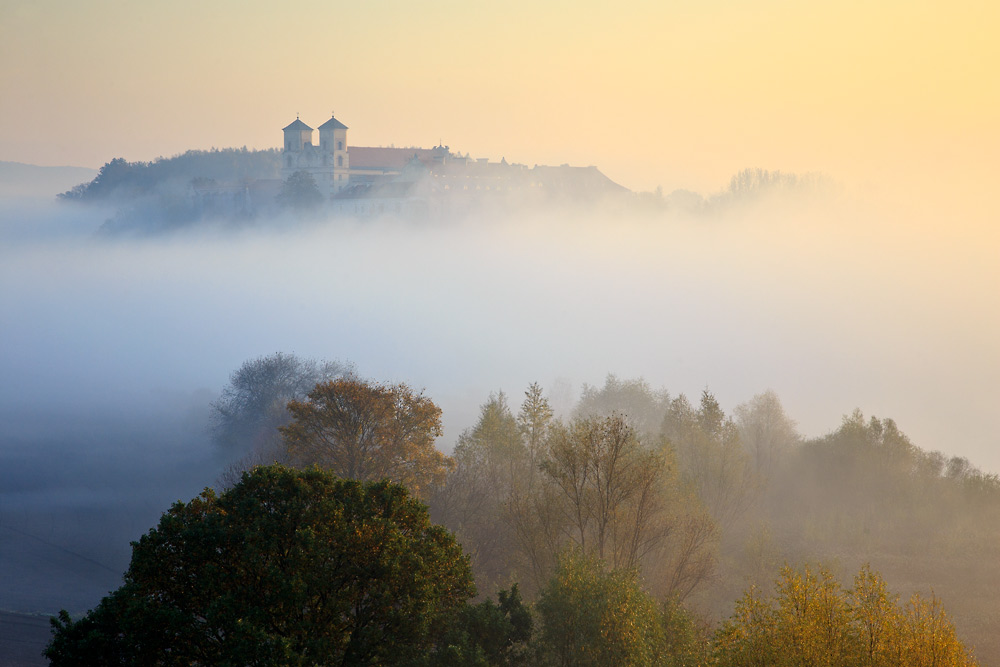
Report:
0,611,50,667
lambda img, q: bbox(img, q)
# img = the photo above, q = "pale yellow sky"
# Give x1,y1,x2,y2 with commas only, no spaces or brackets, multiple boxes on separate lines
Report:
1,0,997,194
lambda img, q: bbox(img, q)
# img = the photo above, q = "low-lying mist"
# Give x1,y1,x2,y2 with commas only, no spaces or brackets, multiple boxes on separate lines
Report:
3,191,996,460
1,185,997,612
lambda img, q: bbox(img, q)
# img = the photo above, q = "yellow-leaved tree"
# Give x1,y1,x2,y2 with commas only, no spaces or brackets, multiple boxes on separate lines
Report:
714,564,978,667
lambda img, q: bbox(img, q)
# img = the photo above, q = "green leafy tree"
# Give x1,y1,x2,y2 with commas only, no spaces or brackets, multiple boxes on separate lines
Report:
281,378,451,498
432,392,526,592
420,585,533,667
507,384,564,594
277,170,323,211
660,595,714,667
574,375,669,441
536,552,665,667
733,390,800,478
46,465,475,666
431,384,563,598
663,390,759,533
519,382,555,482
58,157,132,200
785,410,963,555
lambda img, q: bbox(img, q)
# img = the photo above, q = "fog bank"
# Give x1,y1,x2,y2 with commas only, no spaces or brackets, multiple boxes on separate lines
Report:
2,191,996,470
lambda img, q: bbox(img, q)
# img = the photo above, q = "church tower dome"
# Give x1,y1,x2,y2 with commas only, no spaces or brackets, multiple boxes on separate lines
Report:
282,117,313,152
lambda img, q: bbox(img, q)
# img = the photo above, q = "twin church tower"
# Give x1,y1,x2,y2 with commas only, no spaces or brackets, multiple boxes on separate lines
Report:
281,114,350,196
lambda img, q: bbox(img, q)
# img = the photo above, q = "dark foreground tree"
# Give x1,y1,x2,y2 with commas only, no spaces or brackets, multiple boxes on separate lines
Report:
418,585,534,667
46,465,475,666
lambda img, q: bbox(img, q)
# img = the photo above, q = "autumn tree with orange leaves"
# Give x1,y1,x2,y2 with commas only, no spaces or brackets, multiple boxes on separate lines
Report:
281,378,451,498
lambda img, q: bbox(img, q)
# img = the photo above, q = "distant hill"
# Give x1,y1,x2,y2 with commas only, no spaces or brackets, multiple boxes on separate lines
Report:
0,162,98,199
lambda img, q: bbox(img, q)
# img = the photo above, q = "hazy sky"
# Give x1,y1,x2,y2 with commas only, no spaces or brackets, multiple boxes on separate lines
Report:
2,0,997,194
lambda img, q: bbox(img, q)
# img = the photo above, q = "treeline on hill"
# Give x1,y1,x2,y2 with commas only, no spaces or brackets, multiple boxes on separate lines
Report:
57,148,281,234
58,148,281,202
57,144,838,230
634,167,838,215
48,354,994,664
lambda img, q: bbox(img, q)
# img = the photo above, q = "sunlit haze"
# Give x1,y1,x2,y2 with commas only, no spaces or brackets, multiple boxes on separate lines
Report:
2,3,1000,662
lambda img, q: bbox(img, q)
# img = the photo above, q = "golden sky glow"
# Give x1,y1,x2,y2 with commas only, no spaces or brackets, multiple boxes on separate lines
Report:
1,0,997,194
1,1,999,472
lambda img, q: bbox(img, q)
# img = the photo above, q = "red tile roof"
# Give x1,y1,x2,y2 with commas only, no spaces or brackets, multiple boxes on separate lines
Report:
349,147,438,170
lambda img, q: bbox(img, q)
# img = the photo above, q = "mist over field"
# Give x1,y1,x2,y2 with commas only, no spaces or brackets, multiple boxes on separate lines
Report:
1,179,998,650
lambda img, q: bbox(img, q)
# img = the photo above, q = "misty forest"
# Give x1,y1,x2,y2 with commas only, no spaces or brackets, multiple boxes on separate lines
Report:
1,152,997,666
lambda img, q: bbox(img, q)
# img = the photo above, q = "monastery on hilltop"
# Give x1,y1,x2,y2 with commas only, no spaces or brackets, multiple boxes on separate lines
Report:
280,113,626,216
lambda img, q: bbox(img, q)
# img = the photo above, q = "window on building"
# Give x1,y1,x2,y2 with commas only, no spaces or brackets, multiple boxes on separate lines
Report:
337,140,343,150
337,156,343,167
